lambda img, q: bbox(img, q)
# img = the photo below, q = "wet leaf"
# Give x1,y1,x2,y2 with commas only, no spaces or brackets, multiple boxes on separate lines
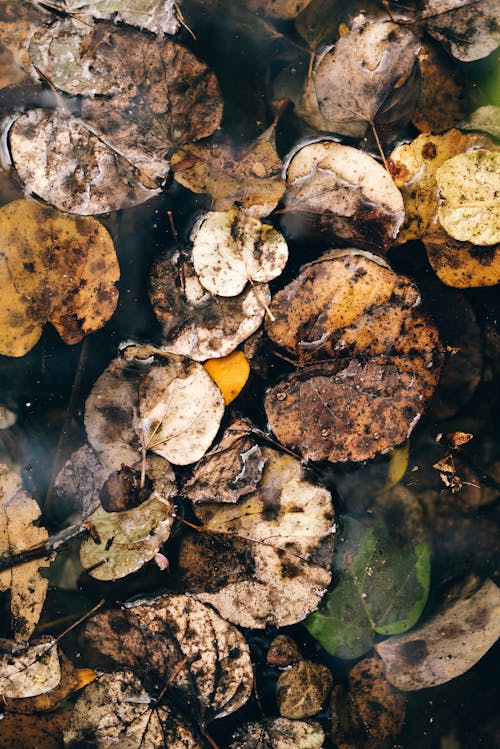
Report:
3,651,79,714
412,42,466,133
0,639,60,698
283,142,404,251
264,252,443,463
314,20,421,140
424,222,500,288
436,149,500,245
277,660,333,718
230,718,325,749
52,444,111,520
192,209,288,297
306,518,430,659
388,129,497,244
179,446,334,628
241,0,311,19
295,0,342,48
83,594,253,721
183,419,266,504
0,704,71,749
171,136,285,218
149,250,271,361
9,109,160,215
0,0,50,72
64,671,205,749
460,105,500,139
267,634,302,668
49,0,179,35
0,199,119,357
204,351,251,404
0,465,49,640
383,442,410,492
420,0,500,62
331,656,406,749
376,577,500,690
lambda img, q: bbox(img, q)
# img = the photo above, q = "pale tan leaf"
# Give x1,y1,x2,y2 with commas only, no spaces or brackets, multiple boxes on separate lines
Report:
0,640,60,699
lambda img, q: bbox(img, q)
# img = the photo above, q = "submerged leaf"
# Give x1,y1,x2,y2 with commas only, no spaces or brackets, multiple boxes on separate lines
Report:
0,640,60,699
424,223,500,288
50,0,180,35
242,0,311,19
420,0,500,62
204,351,251,404
230,718,325,749
412,42,465,133
277,660,333,718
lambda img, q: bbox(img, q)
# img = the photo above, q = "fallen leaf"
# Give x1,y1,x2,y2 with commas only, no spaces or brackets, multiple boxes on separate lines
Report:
306,517,430,659
204,351,250,404
331,656,406,749
376,577,500,690
9,109,160,215
383,442,410,492
171,135,285,218
64,671,205,749
0,704,71,749
264,252,443,462
314,20,421,140
0,0,50,72
412,42,465,133
99,465,153,513
283,141,404,251
436,149,500,245
3,651,79,714
267,634,302,668
388,129,497,244
192,209,288,297
229,718,325,749
52,444,111,521
0,465,49,640
460,105,500,139
277,660,333,718
295,0,342,49
149,250,271,361
179,446,335,628
0,639,60,699
424,222,500,288
183,419,266,504
83,594,253,721
48,0,180,35
420,0,500,62
0,199,119,357
242,0,311,19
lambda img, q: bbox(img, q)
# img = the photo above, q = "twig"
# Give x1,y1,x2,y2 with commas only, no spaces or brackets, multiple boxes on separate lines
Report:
0,523,90,574
369,120,389,170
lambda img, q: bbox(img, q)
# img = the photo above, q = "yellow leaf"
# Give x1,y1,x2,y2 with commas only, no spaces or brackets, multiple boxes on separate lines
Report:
73,667,98,692
204,351,250,405
383,441,410,492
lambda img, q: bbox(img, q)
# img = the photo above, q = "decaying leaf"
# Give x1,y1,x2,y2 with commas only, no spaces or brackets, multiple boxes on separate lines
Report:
230,718,325,749
412,42,465,133
204,351,250,404
0,704,72,749
331,656,406,749
0,465,49,640
192,210,288,297
460,105,500,139
295,0,342,49
2,651,81,714
242,0,311,19
0,0,50,72
306,518,430,659
0,199,119,357
29,22,223,181
172,135,285,217
264,252,443,463
424,222,500,288
283,142,404,251
314,20,421,140
436,150,500,245
388,129,497,244
376,577,500,690
64,671,205,749
0,639,61,699
85,346,225,468
149,250,271,361
183,419,266,504
277,660,333,718
9,109,160,215
420,0,500,62
83,594,253,721
179,446,335,628
48,0,180,35
267,634,302,668
52,444,111,521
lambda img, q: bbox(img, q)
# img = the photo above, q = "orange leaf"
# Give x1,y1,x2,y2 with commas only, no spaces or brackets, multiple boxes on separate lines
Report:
204,351,250,405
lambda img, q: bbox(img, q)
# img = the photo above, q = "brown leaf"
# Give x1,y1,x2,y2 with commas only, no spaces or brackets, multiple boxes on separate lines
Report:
0,704,72,749
0,0,50,73
83,594,253,721
242,0,311,19
267,634,302,668
149,250,271,361
376,577,500,690
0,200,119,357
52,444,111,521
277,660,333,718
420,0,500,62
48,0,180,36
412,42,466,133
0,465,49,640
424,222,500,288
331,656,406,749
230,718,325,749
264,252,443,462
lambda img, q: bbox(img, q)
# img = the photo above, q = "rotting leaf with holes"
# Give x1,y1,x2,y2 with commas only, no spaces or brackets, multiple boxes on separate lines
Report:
314,20,421,142
83,594,253,722
0,639,61,699
0,465,49,641
0,200,119,357
230,718,325,749
85,345,225,468
171,134,285,218
264,251,443,463
178,446,335,628
277,660,333,719
375,576,500,691
419,0,500,62
64,671,206,749
282,141,404,252
192,209,288,297
305,517,430,659
149,250,271,361
9,109,160,215
46,0,180,35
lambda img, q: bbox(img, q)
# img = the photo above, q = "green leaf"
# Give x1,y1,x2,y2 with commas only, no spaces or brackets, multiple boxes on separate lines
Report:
305,517,430,658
